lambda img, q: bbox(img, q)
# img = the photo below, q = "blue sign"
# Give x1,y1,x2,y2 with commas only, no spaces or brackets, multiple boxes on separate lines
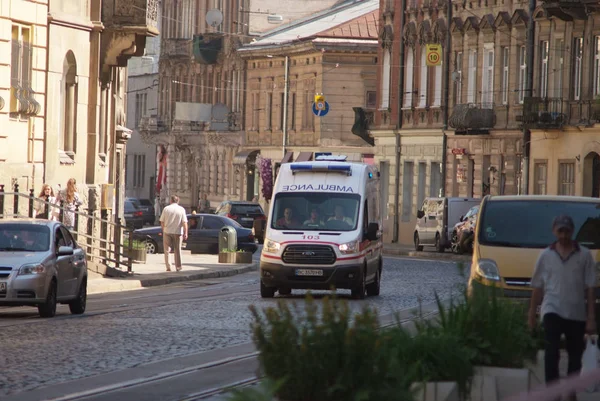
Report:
312,101,330,117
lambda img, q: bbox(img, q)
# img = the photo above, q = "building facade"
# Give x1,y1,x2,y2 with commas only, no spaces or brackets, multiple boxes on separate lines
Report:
0,0,48,191
125,19,161,201
526,6,600,197
237,0,379,205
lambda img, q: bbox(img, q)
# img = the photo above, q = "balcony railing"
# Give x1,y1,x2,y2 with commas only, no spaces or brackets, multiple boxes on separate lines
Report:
518,97,567,129
162,39,192,58
449,103,496,133
103,0,159,35
541,0,596,20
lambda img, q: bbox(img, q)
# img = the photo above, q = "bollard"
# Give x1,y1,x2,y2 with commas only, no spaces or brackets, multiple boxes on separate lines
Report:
13,183,19,217
28,188,34,218
0,184,4,219
127,229,133,273
115,217,122,268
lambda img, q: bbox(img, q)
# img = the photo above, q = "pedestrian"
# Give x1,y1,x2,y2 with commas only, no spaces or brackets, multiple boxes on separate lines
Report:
56,178,83,230
33,184,58,221
159,195,188,272
528,214,597,401
198,194,210,213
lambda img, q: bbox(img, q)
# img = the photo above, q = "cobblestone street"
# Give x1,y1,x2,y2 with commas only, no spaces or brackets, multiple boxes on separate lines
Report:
0,255,467,398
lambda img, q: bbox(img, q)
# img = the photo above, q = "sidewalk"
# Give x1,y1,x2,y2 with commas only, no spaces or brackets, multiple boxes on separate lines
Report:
88,251,257,295
383,243,472,262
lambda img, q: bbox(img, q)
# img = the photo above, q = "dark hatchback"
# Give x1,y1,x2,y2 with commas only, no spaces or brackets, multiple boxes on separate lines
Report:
128,198,155,225
131,214,258,255
124,199,144,229
214,201,266,243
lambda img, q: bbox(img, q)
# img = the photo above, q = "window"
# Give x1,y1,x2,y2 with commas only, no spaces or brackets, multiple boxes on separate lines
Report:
133,154,146,188
533,161,547,195
481,45,494,108
404,49,414,108
540,41,549,98
291,93,296,130
467,50,477,103
402,161,414,221
573,38,583,100
381,50,391,109
366,90,377,109
252,92,259,130
10,24,33,118
501,47,509,105
135,92,148,128
417,162,427,207
61,51,77,154
419,49,427,107
430,162,442,197
594,37,600,96
518,46,527,104
266,93,273,130
454,52,462,105
477,200,600,249
558,162,575,196
202,216,224,230
304,91,314,130
555,39,564,98
432,60,443,107
280,92,285,130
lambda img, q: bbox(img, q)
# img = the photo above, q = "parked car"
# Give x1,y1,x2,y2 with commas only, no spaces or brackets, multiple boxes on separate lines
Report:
124,199,144,229
127,197,155,226
0,219,88,318
214,201,266,243
450,205,479,254
131,213,258,255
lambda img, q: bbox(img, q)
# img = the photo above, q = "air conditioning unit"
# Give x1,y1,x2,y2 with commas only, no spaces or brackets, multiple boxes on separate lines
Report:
267,14,283,24
100,184,114,210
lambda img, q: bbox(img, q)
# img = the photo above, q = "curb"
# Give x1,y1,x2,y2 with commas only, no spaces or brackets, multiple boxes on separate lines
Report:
88,262,258,295
383,248,471,262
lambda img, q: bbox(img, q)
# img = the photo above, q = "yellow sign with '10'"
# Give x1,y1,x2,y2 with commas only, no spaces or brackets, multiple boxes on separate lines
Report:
425,44,442,67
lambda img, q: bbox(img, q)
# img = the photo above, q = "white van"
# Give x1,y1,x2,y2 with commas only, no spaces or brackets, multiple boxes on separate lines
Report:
259,156,383,299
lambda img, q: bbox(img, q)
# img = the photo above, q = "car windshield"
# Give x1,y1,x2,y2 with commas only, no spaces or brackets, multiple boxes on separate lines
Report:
271,192,361,231
465,206,479,219
138,199,153,206
125,201,138,212
0,224,51,252
231,204,264,214
478,200,600,249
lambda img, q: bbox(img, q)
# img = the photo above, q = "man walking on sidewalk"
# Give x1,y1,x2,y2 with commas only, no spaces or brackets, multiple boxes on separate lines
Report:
528,215,597,401
160,195,188,272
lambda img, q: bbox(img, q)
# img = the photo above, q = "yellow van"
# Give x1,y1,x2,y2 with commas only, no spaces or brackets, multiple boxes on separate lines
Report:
468,195,600,300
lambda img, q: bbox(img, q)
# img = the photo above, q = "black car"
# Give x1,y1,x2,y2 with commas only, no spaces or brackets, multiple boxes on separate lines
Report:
131,213,258,255
127,197,155,225
124,199,144,229
214,201,266,243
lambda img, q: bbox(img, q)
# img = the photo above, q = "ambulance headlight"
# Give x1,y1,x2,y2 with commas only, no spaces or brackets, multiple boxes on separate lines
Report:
339,240,359,255
264,239,281,254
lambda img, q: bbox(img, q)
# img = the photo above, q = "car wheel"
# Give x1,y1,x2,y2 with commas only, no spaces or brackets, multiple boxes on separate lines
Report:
38,280,57,318
435,233,445,253
366,267,381,297
69,278,87,315
145,239,158,254
260,280,276,298
414,233,424,252
278,287,291,296
351,267,367,300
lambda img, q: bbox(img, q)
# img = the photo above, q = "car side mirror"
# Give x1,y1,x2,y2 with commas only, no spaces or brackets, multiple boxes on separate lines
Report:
366,222,380,241
416,210,425,219
57,246,74,256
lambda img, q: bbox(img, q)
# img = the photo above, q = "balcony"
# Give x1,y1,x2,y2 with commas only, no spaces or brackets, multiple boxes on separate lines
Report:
102,0,159,35
518,97,567,129
193,34,223,65
449,103,496,134
541,0,599,20
162,39,192,59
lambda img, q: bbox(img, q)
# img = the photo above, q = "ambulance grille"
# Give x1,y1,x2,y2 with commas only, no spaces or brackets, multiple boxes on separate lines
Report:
282,245,337,265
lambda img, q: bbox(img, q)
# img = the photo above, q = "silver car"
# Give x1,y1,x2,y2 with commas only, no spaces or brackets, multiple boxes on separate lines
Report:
0,219,88,318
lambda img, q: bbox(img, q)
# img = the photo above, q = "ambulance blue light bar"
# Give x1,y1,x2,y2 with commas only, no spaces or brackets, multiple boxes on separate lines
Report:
290,163,353,175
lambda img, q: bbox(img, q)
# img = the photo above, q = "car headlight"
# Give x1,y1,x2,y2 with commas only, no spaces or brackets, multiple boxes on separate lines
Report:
339,240,359,255
263,239,281,254
19,264,45,275
475,259,500,281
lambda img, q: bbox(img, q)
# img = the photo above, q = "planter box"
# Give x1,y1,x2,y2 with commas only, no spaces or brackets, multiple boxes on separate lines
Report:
471,366,533,401
124,248,147,264
412,382,460,401
218,251,252,264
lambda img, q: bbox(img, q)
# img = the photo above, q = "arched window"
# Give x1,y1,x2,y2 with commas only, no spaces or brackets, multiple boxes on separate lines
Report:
62,51,77,155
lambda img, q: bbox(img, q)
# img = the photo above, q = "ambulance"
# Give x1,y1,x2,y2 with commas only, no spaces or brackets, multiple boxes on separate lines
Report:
259,155,383,299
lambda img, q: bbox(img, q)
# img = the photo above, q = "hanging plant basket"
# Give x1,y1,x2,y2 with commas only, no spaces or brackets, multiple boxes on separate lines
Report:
258,157,273,202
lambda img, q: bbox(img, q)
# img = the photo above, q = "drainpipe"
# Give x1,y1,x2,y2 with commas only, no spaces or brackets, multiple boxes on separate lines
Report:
441,0,452,197
392,0,407,243
522,0,535,195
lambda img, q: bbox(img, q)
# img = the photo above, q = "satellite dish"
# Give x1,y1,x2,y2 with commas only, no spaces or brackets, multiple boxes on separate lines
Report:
206,9,223,28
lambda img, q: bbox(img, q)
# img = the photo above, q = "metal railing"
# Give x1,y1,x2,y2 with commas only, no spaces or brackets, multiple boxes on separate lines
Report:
0,184,135,273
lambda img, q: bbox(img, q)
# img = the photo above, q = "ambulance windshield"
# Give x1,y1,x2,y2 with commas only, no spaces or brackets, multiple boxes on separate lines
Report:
270,192,360,231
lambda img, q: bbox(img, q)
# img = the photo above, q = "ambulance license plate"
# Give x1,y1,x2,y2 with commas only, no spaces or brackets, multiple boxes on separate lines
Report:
295,269,323,277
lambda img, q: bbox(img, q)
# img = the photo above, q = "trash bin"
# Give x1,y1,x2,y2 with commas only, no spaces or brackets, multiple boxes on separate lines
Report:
219,225,238,252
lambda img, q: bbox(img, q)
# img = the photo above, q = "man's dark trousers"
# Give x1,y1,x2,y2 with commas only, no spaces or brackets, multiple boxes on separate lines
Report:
543,312,586,383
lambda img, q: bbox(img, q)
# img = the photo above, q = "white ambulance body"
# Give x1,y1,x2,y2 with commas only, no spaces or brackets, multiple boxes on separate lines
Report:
259,156,383,299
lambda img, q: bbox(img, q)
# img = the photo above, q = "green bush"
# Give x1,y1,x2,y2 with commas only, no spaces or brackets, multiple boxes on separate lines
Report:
249,294,415,401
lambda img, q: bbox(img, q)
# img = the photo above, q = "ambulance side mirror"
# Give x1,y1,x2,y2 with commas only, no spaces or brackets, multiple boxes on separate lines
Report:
366,222,379,241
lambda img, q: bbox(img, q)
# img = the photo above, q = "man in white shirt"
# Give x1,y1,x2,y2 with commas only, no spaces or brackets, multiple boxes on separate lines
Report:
159,195,188,271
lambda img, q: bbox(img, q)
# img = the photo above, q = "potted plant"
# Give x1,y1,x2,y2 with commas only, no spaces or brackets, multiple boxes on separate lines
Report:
218,249,253,264
124,239,147,264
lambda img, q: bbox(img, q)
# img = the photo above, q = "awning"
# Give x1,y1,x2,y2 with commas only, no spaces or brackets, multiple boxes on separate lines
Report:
295,152,313,162
233,149,259,165
280,151,293,164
